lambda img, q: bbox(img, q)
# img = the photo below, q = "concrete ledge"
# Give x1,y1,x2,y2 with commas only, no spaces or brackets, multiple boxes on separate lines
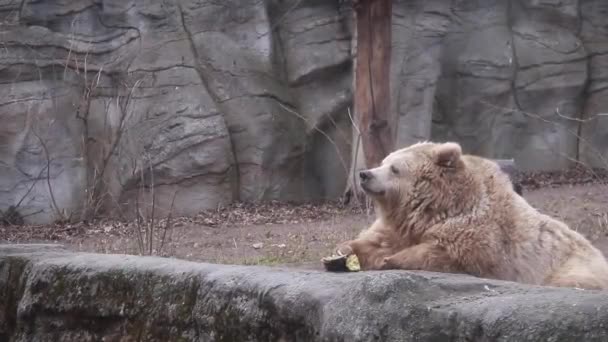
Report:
2,244,608,341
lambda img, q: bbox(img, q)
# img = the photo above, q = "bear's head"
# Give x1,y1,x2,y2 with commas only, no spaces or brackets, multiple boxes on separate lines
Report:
358,141,479,220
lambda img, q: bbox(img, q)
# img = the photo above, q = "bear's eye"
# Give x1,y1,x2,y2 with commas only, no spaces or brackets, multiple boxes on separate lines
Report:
390,165,399,175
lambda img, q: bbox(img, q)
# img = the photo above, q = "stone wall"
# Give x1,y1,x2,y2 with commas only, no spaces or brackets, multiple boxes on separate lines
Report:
1,0,607,223
2,244,608,341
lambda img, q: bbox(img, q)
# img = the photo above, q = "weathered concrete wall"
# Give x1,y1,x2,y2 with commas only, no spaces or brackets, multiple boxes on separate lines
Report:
2,244,608,341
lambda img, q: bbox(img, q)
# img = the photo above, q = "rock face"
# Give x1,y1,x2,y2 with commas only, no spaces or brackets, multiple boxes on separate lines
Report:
2,244,608,341
0,0,607,223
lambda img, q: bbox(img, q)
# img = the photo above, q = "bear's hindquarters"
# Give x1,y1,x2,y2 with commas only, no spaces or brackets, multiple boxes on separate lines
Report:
544,254,608,290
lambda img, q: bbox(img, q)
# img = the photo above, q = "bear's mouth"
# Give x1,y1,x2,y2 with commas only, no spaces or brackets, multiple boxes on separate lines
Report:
360,183,385,196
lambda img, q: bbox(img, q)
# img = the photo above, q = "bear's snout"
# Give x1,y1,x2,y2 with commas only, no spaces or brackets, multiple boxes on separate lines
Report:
359,170,373,182
359,169,386,196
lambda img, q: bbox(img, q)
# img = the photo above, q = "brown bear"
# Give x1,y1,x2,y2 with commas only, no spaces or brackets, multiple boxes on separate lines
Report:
335,141,608,290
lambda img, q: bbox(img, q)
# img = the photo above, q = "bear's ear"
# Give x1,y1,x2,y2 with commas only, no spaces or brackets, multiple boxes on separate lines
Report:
432,142,462,167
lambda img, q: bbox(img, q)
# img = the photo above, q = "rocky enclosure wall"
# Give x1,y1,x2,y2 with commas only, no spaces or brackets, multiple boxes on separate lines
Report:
1,0,608,223
2,244,608,341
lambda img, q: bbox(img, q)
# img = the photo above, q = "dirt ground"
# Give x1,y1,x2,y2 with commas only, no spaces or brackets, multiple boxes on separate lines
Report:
2,182,608,271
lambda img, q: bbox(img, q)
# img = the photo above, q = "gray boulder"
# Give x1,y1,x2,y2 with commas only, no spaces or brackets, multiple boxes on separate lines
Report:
2,244,608,341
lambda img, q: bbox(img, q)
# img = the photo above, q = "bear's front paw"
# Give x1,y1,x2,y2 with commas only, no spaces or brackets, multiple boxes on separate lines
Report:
381,256,401,270
381,257,392,269
334,243,354,257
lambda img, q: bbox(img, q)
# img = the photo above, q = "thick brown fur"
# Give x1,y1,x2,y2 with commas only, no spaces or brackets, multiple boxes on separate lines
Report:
336,141,608,290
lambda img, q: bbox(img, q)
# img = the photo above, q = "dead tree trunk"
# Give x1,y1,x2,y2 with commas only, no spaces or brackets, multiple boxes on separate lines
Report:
343,0,394,205
355,0,394,167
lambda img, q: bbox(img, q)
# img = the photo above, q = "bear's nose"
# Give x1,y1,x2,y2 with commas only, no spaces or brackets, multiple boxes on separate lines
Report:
359,170,372,182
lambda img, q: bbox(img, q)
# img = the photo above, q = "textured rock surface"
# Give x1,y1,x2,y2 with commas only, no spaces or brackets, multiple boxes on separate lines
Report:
2,244,608,341
0,0,607,223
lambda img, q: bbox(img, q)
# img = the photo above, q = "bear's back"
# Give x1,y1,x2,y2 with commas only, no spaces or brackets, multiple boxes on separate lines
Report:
459,154,608,287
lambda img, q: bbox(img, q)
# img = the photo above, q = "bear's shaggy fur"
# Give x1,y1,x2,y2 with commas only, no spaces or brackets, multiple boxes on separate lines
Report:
336,141,608,290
